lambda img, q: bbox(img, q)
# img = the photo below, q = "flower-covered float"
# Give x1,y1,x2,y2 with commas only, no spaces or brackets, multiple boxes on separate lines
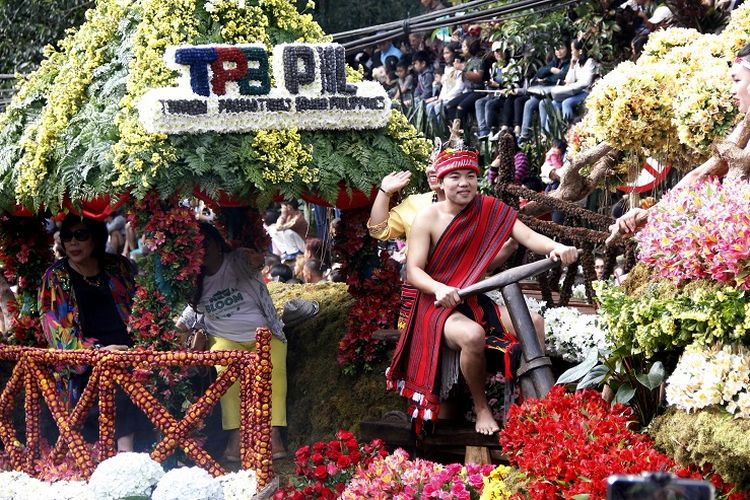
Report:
0,0,428,494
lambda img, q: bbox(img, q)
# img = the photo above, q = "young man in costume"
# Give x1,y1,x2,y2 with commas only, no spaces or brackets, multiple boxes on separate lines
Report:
386,149,578,435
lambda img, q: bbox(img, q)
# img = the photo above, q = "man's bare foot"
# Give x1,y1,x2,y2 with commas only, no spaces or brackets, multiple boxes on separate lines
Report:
475,407,500,435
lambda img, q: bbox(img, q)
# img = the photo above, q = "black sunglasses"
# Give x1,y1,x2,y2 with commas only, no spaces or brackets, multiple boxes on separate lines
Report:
60,228,92,243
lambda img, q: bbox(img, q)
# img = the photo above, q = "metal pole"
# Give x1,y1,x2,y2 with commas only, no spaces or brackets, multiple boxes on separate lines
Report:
500,282,554,399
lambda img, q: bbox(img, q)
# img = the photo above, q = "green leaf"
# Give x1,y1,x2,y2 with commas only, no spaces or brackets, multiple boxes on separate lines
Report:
614,383,636,404
557,349,599,385
576,363,609,390
636,361,665,390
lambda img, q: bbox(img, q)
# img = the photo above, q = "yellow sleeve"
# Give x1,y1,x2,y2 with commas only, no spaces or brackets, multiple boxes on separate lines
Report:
367,208,406,240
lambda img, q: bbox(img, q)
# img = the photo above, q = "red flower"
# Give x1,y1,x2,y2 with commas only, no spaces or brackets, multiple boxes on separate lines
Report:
313,464,328,480
336,455,351,469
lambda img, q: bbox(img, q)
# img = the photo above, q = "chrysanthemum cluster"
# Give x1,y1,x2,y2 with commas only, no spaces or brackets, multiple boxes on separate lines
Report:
543,306,610,363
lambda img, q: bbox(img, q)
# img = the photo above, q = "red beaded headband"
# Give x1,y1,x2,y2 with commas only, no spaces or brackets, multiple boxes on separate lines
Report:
433,149,480,179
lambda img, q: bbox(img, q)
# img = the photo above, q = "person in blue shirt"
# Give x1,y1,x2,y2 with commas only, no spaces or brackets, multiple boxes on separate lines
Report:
375,38,403,68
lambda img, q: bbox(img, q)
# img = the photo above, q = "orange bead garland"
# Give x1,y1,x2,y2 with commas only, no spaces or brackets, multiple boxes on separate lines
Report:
0,329,274,488
98,368,117,461
49,365,101,464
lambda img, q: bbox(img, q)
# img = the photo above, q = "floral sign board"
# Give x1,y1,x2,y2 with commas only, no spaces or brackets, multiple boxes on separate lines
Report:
138,43,390,133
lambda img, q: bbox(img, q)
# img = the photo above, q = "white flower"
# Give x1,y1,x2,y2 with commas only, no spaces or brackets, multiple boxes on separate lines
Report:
667,344,750,417
734,391,750,419
139,43,391,135
0,472,50,500
88,452,164,500
218,469,258,499
541,307,610,363
47,480,94,500
152,466,223,500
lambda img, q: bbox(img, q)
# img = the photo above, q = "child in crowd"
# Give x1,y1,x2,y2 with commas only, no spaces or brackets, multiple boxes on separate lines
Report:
425,54,465,125
412,50,435,104
390,59,415,105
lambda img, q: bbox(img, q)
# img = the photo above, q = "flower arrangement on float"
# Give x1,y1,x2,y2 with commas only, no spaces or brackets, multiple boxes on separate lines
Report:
341,448,495,499
0,215,53,346
0,453,262,500
542,305,610,363
637,27,702,65
0,0,430,212
666,344,750,418
672,60,740,155
585,61,680,160
273,430,389,499
496,386,717,499
636,178,750,288
333,210,401,373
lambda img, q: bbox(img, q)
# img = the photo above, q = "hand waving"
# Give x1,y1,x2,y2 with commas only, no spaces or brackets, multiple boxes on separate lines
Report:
380,171,412,195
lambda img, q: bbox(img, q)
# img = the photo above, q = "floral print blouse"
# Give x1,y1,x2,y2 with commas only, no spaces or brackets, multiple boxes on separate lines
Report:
38,255,136,350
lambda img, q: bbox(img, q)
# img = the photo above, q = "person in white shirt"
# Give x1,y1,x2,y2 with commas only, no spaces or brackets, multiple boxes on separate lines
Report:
178,223,288,462
425,53,466,125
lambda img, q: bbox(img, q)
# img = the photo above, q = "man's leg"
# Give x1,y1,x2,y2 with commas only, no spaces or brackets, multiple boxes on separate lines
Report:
444,311,498,435
499,306,545,349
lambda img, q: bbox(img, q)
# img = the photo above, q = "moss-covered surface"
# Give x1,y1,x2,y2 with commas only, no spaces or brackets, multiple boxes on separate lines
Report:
267,282,404,451
648,407,750,486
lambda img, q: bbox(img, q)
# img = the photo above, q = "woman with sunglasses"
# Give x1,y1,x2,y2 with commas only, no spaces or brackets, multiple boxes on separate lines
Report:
178,222,287,462
39,214,142,452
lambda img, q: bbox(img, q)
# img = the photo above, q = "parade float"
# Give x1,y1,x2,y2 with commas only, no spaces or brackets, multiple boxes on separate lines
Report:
3,0,750,499
0,0,428,496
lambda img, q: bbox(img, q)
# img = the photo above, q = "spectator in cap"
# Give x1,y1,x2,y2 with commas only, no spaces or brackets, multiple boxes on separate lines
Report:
475,41,508,139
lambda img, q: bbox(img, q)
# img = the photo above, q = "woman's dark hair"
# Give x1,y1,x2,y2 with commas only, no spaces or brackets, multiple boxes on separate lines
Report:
463,36,481,57
738,43,750,58
192,222,232,309
264,209,279,226
270,264,293,283
199,222,232,253
305,238,322,258
60,214,108,261
572,39,589,65
282,199,299,211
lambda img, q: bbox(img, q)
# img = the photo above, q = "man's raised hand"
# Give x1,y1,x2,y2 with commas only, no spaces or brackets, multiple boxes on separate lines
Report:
380,171,412,196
